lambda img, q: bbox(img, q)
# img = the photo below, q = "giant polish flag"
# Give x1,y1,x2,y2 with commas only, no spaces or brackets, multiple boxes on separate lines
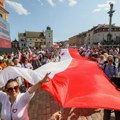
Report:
0,49,120,110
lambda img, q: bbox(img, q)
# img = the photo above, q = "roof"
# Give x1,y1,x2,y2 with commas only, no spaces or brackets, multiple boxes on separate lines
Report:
94,24,120,30
18,31,45,38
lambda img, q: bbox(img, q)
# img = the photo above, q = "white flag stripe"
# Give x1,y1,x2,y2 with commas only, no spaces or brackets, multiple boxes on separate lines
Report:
0,49,73,86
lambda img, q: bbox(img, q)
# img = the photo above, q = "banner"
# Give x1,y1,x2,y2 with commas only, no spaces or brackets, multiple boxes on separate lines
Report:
0,17,11,48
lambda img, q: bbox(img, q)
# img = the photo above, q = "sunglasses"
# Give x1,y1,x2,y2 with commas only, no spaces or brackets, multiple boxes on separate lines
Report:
6,86,19,93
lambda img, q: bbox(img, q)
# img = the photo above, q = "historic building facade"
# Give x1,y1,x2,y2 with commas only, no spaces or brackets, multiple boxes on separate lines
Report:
0,0,8,21
85,24,120,45
18,26,53,49
11,39,19,49
0,0,11,48
68,32,86,48
68,24,120,47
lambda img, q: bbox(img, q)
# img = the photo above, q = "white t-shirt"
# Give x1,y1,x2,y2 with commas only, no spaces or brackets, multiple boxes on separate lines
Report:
0,90,34,120
15,63,21,67
22,63,33,69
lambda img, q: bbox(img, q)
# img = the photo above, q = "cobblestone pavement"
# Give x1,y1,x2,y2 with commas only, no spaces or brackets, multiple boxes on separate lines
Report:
29,89,115,120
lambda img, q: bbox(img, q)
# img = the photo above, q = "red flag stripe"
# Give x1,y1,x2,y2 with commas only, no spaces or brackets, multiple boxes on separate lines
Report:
41,48,120,110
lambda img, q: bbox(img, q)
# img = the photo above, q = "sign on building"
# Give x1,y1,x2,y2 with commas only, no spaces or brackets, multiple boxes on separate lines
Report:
0,17,11,48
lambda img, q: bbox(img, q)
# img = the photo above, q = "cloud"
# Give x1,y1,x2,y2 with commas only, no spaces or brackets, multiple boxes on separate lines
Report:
37,0,44,5
68,0,77,7
59,0,65,3
45,0,78,7
47,0,55,7
6,0,30,15
93,0,116,13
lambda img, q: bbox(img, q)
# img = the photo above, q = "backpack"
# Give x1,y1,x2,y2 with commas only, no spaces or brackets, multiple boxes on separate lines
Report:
103,63,116,71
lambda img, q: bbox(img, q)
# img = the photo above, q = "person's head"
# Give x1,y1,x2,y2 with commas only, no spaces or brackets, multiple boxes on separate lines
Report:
4,55,7,59
8,55,11,59
104,53,108,60
32,54,37,60
5,79,20,98
107,56,113,65
23,57,28,64
13,57,19,65
100,55,105,60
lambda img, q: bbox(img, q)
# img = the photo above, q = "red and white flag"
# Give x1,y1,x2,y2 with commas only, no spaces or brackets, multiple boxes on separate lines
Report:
41,49,120,110
1,49,120,110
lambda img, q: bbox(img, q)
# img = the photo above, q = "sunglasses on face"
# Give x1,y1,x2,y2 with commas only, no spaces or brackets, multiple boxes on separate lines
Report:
6,86,19,93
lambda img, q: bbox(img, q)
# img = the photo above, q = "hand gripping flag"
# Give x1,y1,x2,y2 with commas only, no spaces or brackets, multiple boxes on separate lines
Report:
28,47,33,59
0,49,120,110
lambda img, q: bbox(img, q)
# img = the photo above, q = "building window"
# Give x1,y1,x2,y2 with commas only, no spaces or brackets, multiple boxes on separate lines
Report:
21,39,24,41
49,33,51,37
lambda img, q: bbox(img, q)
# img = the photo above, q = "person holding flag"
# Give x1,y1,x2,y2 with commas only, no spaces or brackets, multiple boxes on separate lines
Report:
0,73,50,120
28,46,33,59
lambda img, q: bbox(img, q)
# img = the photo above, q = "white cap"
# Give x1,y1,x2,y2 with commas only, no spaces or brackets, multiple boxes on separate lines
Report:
0,56,3,60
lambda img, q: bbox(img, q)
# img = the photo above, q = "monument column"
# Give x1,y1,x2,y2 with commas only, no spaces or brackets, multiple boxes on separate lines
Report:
107,3,115,42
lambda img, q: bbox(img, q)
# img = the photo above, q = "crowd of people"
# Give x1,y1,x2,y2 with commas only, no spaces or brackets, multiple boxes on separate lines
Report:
0,48,61,120
0,45,120,120
79,45,120,120
0,48,60,70
79,45,120,74
0,48,61,89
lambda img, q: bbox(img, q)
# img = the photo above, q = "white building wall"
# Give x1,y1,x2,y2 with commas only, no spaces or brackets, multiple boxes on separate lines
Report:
93,31,120,43
45,28,53,46
85,31,94,45
26,38,34,48
93,32,107,43
19,36,26,49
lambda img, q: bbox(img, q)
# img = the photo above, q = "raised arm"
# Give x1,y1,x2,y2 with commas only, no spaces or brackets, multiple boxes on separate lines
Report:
28,73,50,94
